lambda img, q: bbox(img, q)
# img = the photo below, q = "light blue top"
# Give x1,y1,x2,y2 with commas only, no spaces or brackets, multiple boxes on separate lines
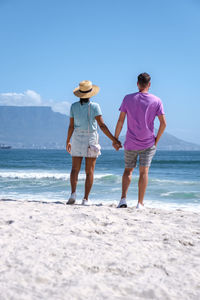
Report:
70,101,102,132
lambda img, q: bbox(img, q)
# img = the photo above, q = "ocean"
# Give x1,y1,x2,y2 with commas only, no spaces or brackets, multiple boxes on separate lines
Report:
0,149,200,211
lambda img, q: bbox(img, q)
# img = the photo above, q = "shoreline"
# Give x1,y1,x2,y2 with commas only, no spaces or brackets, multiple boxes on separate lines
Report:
0,200,200,300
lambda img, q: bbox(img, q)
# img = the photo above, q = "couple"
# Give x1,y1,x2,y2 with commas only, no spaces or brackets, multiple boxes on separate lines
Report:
66,73,166,208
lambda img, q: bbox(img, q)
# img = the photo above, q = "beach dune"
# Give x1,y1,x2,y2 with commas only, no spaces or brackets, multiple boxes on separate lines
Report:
0,199,200,300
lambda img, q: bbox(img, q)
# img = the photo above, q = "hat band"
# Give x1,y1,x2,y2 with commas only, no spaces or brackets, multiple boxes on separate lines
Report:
79,88,92,93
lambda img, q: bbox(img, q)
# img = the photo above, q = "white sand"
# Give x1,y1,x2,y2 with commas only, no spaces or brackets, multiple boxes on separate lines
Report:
0,200,200,300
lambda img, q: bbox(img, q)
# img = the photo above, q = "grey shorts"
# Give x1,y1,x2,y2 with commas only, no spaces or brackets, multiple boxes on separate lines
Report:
124,145,156,168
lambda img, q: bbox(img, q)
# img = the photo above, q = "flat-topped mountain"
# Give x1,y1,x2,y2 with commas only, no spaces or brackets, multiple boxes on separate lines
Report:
0,106,69,149
0,106,199,150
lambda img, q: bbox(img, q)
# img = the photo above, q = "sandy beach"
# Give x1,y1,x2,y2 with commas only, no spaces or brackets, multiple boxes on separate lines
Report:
0,199,200,300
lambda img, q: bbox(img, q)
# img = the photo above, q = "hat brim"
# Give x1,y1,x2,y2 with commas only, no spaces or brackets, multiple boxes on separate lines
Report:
73,85,100,98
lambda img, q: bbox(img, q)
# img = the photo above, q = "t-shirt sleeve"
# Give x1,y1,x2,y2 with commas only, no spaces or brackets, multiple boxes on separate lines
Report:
93,103,102,117
119,96,127,113
70,104,74,118
156,100,165,116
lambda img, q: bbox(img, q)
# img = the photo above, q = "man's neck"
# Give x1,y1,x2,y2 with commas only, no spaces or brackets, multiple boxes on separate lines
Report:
139,88,149,93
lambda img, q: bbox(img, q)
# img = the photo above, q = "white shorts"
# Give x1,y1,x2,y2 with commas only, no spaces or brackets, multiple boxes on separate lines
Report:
71,129,100,158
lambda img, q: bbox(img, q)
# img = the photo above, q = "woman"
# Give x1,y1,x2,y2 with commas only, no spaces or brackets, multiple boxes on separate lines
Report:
66,80,121,205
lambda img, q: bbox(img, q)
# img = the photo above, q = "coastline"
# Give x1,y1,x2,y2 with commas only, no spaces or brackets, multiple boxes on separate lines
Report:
0,199,200,300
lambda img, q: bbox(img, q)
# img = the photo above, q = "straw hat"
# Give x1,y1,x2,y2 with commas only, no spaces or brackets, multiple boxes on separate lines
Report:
73,80,100,98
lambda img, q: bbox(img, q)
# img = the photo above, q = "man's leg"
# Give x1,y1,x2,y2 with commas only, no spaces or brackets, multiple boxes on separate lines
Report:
70,157,83,193
138,166,149,205
138,145,156,206
84,157,97,200
118,150,137,207
121,167,134,199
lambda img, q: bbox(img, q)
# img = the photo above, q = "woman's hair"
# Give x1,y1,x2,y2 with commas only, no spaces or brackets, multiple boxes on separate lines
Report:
80,98,90,105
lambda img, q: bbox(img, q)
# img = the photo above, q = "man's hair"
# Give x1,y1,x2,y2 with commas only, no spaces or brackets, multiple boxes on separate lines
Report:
137,73,151,88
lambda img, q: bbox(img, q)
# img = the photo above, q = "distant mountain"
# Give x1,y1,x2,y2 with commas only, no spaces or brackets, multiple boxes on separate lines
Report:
0,106,200,150
0,106,69,149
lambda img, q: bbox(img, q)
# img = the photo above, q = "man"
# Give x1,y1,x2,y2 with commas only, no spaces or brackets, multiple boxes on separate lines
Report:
114,73,166,209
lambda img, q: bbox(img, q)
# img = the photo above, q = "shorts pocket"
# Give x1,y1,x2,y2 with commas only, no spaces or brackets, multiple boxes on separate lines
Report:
150,145,156,150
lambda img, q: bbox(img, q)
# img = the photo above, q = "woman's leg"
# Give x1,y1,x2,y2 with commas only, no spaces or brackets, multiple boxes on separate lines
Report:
70,157,83,193
84,157,97,200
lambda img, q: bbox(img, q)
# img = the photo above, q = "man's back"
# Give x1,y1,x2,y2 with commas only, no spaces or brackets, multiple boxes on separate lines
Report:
114,72,166,209
119,92,164,150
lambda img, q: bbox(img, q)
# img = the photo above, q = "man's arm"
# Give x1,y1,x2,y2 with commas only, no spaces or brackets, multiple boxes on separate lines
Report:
112,112,126,150
114,112,126,139
155,114,167,146
66,117,74,153
95,115,122,148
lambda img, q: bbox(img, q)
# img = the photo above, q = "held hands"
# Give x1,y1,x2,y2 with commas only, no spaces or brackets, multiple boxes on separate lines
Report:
112,139,122,151
66,142,71,154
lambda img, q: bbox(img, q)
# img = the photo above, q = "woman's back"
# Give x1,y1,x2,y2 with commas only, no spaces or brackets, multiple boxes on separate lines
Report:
70,101,102,132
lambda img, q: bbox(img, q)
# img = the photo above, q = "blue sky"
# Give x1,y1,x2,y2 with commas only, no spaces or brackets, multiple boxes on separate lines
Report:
0,0,200,143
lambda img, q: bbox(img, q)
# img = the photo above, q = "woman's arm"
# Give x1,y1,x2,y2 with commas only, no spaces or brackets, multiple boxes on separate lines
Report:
95,115,122,149
66,117,74,153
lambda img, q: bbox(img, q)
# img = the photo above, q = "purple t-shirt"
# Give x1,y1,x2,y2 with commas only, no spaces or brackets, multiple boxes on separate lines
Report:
119,92,165,150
